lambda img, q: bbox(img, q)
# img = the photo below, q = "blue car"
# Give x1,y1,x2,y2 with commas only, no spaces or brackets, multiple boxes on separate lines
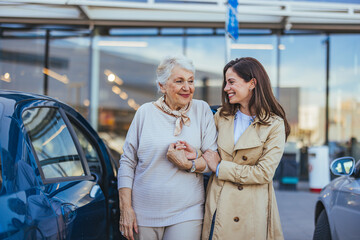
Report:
0,90,121,239
313,156,360,240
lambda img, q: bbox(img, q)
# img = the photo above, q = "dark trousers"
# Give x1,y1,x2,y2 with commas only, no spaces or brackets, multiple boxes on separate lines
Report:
209,211,216,240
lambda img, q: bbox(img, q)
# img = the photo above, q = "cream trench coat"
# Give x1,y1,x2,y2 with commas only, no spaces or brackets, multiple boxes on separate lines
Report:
202,110,285,240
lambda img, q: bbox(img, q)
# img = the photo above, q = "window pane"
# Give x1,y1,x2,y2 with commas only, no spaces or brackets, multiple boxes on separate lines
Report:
70,119,102,176
329,34,360,161
0,153,2,192
48,32,91,119
186,36,224,106
280,35,327,145
0,104,2,190
22,108,85,179
0,30,46,94
230,35,278,88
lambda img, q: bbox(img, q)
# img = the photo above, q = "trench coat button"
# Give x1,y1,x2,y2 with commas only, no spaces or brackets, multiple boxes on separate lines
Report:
242,155,248,161
234,217,239,222
237,185,243,190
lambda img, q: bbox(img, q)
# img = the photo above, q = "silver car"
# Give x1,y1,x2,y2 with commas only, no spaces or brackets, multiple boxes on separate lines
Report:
313,156,360,240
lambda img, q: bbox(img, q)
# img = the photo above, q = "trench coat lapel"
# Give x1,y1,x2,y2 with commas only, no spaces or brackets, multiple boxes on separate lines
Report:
234,119,262,151
217,115,235,155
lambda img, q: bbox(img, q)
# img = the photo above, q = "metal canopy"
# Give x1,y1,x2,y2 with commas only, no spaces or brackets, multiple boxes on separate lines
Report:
1,0,360,32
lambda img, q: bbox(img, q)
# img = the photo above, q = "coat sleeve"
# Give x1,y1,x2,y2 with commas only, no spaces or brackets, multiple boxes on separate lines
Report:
117,107,143,189
217,119,285,184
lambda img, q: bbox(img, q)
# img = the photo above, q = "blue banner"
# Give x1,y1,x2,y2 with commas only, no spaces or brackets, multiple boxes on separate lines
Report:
226,3,238,40
228,0,238,9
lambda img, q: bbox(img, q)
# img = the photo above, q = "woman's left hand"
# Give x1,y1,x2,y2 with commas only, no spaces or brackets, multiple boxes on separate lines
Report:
203,149,221,172
167,143,192,170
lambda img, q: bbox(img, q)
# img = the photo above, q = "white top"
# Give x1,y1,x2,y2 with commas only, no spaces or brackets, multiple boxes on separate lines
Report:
117,99,218,227
234,110,255,144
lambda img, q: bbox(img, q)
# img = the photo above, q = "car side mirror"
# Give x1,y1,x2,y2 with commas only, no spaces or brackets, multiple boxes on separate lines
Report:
330,157,355,176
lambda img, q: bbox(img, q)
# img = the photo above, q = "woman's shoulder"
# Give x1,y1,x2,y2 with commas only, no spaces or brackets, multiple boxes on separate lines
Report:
214,107,233,120
269,113,284,125
191,99,210,108
134,102,156,117
191,99,213,115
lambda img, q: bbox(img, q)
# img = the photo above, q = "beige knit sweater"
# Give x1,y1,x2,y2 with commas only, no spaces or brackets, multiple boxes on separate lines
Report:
118,99,218,227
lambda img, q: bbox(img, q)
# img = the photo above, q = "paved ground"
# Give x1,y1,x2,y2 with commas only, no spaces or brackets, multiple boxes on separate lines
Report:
274,181,320,240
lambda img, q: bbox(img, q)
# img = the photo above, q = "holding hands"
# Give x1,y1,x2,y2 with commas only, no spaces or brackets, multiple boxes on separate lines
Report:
202,149,220,172
174,140,197,159
167,142,192,170
167,141,221,173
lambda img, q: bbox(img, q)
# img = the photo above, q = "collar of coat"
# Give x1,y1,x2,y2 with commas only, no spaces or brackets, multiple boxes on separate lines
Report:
217,112,279,155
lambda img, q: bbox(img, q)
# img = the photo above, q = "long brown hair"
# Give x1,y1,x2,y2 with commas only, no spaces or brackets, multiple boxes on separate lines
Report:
220,57,290,140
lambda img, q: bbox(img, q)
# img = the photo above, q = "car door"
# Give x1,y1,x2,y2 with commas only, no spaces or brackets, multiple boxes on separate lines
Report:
331,162,360,240
0,101,61,240
64,108,121,240
22,105,107,239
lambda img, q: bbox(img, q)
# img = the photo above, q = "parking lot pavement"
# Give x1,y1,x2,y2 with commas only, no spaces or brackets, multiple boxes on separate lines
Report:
275,181,320,240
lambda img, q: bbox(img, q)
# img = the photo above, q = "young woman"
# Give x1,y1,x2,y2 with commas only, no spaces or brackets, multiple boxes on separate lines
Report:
202,57,290,240
173,57,290,240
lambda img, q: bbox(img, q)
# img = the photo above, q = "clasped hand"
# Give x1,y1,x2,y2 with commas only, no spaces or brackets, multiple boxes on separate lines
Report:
167,142,193,170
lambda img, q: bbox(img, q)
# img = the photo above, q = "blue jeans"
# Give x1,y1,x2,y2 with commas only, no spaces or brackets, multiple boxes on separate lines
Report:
208,211,216,240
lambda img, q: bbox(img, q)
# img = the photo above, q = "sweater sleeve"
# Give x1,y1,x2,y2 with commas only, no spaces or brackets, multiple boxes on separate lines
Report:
117,107,142,189
218,119,285,184
200,102,218,153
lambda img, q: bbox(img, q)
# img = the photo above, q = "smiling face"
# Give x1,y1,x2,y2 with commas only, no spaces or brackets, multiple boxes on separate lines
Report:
159,65,195,110
224,67,255,109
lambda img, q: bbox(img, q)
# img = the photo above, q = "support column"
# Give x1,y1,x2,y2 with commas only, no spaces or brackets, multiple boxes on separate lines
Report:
89,28,100,130
43,29,50,96
276,32,281,99
325,35,330,146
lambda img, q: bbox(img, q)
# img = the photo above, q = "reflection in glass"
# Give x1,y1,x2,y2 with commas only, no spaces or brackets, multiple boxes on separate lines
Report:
186,36,224,105
230,35,278,88
329,34,360,162
0,104,2,190
22,108,84,179
280,35,327,146
0,158,2,190
48,33,91,119
70,119,102,177
0,31,45,94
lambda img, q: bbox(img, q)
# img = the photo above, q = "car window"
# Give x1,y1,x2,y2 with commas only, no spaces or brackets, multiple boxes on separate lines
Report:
0,104,2,190
0,152,2,191
22,107,85,179
69,119,102,178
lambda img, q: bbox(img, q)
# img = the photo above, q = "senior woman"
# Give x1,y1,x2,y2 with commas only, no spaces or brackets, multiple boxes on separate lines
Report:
117,55,218,240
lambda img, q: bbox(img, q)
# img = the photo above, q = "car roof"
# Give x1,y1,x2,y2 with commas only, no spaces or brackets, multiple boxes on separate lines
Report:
0,90,57,103
0,90,62,113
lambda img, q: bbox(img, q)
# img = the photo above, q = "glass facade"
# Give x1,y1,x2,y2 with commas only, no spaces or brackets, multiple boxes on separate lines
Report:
0,30,46,94
329,34,360,161
48,31,91,117
1,25,360,166
280,35,327,146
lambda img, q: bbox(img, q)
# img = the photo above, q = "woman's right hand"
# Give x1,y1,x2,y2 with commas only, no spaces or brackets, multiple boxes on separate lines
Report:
203,149,221,172
175,140,197,159
119,188,138,240
167,143,192,170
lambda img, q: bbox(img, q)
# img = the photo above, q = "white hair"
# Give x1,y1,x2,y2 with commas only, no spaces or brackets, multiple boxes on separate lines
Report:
156,55,195,91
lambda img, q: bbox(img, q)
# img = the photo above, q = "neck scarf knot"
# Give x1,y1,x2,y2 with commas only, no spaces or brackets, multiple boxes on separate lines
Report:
153,96,192,136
